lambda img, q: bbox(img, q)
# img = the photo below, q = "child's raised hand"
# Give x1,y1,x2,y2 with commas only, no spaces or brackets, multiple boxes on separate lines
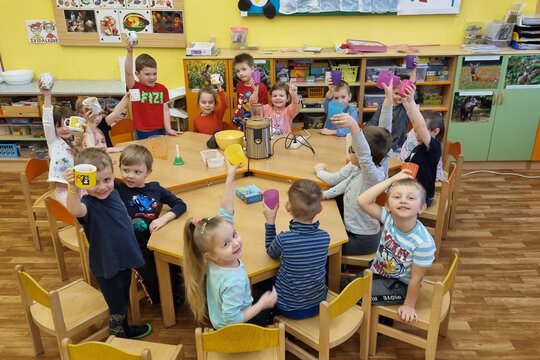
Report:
393,169,414,182
398,304,419,323
401,83,417,108
63,168,76,185
382,78,394,99
258,287,278,309
262,200,278,224
289,82,298,96
126,39,134,53
225,159,241,177
331,113,357,129
314,163,326,174
37,80,52,95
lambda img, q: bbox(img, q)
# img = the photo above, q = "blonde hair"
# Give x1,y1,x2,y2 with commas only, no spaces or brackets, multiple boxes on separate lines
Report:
73,129,106,157
288,179,322,221
183,216,229,324
75,147,113,172
119,144,153,171
387,178,427,205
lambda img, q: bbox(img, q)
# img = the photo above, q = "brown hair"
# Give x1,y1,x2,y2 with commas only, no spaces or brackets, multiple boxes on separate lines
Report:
183,216,230,324
135,53,157,72
233,52,255,68
423,111,445,142
269,82,291,107
119,144,153,171
334,80,352,95
362,126,393,166
197,86,218,108
387,178,427,205
75,147,113,172
53,106,75,129
287,179,322,221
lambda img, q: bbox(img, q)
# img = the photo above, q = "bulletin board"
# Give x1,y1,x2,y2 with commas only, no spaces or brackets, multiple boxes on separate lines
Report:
53,0,185,48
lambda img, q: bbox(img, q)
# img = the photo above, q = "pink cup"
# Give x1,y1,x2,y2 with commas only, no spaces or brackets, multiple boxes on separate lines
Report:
263,189,279,209
376,70,398,89
252,70,261,84
399,79,414,98
331,70,342,85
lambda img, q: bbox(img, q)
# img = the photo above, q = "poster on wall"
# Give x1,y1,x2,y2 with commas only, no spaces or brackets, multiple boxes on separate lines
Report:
397,0,461,15
101,0,126,8
152,11,183,33
56,0,78,8
458,56,502,90
451,91,493,123
186,60,227,90
127,0,150,8
64,10,97,32
95,10,122,42
26,20,59,43
151,0,173,9
119,9,152,33
505,55,540,88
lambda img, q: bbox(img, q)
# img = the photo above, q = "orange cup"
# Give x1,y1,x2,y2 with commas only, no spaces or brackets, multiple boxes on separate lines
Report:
401,162,419,179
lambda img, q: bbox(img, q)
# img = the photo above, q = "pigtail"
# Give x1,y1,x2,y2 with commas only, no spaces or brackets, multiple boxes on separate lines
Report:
183,217,208,324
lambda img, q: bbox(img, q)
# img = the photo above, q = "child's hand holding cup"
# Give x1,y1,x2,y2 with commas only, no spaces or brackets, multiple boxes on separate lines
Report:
64,116,87,133
39,73,54,90
126,31,138,46
82,97,102,115
401,162,419,179
263,189,280,210
73,164,97,188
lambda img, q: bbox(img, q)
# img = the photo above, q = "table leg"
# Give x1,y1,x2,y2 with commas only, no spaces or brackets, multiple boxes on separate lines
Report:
328,247,342,293
154,252,176,328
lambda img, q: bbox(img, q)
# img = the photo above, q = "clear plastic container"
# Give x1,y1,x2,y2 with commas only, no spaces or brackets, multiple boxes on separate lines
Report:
364,94,385,108
230,27,248,49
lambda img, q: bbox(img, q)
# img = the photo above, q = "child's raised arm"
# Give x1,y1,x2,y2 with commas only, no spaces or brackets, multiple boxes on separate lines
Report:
105,93,130,126
125,41,135,89
220,161,241,214
38,80,52,108
63,168,87,218
401,85,431,148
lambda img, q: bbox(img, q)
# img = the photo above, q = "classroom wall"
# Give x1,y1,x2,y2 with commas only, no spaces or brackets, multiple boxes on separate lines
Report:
0,0,537,89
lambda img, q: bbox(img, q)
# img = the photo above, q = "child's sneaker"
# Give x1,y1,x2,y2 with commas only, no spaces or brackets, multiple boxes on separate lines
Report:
127,323,153,339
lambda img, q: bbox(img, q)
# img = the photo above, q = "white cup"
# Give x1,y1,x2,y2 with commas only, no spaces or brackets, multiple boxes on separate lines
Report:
127,31,138,46
210,73,221,85
82,97,102,115
129,89,141,101
39,73,54,90
64,116,86,133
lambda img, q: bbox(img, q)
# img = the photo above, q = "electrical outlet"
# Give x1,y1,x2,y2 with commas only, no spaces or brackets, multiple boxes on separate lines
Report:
289,140,302,149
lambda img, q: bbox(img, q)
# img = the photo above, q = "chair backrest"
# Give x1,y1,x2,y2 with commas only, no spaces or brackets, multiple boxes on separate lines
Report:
444,142,463,174
23,158,50,183
328,270,372,320
110,119,134,146
61,338,149,360
15,264,51,308
195,323,285,356
46,197,76,226
443,248,460,294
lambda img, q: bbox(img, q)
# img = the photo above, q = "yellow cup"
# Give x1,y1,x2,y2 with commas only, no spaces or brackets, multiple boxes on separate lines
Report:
224,144,246,167
74,164,97,188
64,116,86,133
148,135,168,160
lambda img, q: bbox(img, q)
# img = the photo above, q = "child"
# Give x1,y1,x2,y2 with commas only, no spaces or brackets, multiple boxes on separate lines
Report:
400,129,445,182
400,84,444,206
263,179,329,319
116,144,187,304
357,170,435,323
194,82,228,135
319,80,359,137
125,42,181,139
38,80,75,205
63,148,151,338
232,53,268,127
250,82,301,135
183,161,277,329
366,56,419,152
316,80,394,255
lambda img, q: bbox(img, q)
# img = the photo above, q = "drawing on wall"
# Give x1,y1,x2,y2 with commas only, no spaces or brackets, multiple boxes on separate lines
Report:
187,60,227,90
459,56,502,90
26,20,59,44
152,11,183,33
95,10,122,42
64,10,97,32
238,0,277,19
451,92,493,123
505,55,540,88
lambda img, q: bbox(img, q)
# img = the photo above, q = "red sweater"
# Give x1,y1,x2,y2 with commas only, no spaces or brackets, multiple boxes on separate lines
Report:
194,90,228,135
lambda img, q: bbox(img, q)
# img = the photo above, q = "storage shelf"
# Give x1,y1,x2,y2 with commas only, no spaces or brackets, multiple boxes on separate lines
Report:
294,82,361,87
364,81,452,87
300,108,325,113
0,135,45,141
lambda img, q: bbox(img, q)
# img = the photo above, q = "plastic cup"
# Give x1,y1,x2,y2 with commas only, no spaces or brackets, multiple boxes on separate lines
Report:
401,162,419,179
376,70,394,89
82,97,102,115
148,135,168,160
224,143,246,167
263,189,279,210
127,31,138,46
327,100,346,119
129,89,141,101
399,79,414,98
74,164,97,188
406,55,417,69
64,116,86,133
252,70,261,84
39,72,54,90
331,70,342,85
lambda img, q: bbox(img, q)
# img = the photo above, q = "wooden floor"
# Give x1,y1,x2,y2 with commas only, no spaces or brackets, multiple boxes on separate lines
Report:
2,170,540,359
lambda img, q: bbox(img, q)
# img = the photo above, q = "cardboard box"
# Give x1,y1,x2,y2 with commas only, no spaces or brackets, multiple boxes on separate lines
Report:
186,42,215,56
235,184,263,204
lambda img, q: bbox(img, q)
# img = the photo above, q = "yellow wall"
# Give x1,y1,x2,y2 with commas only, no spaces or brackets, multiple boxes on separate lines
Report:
0,0,537,89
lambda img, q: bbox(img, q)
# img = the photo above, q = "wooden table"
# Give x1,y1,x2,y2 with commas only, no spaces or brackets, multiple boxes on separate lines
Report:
148,176,348,328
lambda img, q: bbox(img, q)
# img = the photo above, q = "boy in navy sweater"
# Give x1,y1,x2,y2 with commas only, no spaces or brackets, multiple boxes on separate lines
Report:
263,179,330,319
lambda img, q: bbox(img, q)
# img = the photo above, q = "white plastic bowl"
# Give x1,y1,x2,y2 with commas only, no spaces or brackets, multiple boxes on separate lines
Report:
1,70,34,85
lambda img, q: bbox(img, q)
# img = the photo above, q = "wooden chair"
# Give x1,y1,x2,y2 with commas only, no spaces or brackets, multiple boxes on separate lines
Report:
20,158,54,250
61,336,183,360
14,264,109,356
79,229,146,323
444,141,464,231
45,197,88,282
274,270,372,360
110,119,134,146
195,323,285,360
369,249,460,360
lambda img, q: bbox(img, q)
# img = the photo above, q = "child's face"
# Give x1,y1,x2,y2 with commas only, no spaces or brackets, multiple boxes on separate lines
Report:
333,88,352,105
387,184,426,219
136,66,158,87
95,132,107,151
56,119,72,140
86,166,115,200
120,162,151,188
392,87,402,105
348,145,359,167
199,92,216,116
205,221,243,268
234,62,254,83
270,89,289,109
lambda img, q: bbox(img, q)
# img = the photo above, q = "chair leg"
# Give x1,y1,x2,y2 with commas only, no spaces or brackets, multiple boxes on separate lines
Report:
439,312,451,337
52,236,68,281
24,311,44,355
29,215,42,251
129,272,141,323
368,308,379,356
358,319,369,360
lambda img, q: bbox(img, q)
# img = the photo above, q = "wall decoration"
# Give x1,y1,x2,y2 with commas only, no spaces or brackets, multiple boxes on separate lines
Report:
26,20,59,43
101,0,125,8
95,10,122,42
451,92,493,123
63,10,97,32
56,0,78,8
79,0,96,9
238,0,277,19
152,11,183,33
459,56,502,90
505,55,540,88
187,60,227,91
398,0,461,15
119,9,152,33
127,0,150,8
151,0,173,9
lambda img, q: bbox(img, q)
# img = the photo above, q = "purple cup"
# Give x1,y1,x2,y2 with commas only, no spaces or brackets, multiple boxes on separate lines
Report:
406,55,417,69
331,70,342,85
376,70,393,89
399,79,414,98
392,75,401,88
263,189,279,210
252,70,261,84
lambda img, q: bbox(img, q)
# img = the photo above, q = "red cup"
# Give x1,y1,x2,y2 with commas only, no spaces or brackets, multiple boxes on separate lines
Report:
398,79,414,98
263,189,279,209
401,162,419,179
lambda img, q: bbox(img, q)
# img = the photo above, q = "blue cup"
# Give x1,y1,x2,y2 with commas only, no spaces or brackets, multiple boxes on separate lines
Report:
328,100,346,119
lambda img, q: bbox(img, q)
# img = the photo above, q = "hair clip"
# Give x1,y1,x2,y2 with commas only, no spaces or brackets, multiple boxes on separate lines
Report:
191,217,201,226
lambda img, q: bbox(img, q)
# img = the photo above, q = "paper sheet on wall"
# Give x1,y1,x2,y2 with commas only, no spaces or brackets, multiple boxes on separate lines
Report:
26,20,59,44
95,10,122,43
397,0,461,15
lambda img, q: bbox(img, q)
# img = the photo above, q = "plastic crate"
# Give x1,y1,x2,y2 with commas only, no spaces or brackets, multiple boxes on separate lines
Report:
331,65,359,83
364,94,385,108
200,149,225,168
9,124,30,136
307,87,325,98
0,143,19,158
29,124,45,138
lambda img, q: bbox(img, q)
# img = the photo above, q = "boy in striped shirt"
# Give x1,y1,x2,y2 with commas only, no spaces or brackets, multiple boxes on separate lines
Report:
263,179,330,320
357,170,435,323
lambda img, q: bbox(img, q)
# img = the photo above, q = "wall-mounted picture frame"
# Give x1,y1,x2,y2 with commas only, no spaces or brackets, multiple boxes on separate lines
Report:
451,91,493,123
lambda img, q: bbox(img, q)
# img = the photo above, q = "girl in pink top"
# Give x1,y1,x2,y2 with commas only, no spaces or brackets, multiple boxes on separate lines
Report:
251,82,301,135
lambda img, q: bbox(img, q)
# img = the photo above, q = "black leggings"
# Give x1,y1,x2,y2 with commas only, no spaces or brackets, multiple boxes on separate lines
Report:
95,268,132,316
